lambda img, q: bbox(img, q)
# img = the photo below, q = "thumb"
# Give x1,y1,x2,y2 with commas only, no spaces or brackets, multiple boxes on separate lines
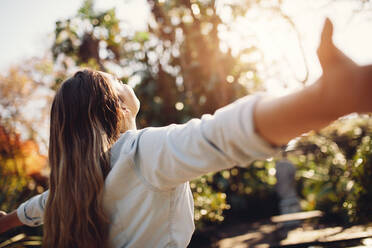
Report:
317,18,337,70
320,18,333,46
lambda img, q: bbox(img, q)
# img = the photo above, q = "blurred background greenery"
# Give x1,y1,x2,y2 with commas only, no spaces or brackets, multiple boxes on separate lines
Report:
0,0,372,247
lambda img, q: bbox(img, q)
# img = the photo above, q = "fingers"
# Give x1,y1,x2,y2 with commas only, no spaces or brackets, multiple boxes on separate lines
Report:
0,211,7,218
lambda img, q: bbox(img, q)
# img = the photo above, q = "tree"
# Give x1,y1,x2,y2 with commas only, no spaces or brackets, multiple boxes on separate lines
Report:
0,57,55,148
0,123,47,212
50,0,265,126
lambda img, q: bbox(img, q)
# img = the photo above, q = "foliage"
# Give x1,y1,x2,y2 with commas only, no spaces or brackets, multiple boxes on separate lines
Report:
210,160,279,223
0,124,48,211
0,60,54,144
52,0,122,72
50,0,261,125
351,131,372,222
288,116,372,224
190,174,230,229
0,124,47,248
189,159,279,230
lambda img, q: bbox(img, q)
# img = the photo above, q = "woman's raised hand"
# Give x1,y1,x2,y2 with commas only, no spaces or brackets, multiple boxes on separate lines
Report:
316,18,372,116
317,18,357,70
254,18,372,146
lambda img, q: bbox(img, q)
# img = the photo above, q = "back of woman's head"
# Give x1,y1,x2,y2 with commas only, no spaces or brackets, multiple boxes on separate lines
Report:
44,69,122,248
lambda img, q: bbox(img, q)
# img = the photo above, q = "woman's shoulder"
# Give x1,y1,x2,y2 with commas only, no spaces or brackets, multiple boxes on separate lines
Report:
111,130,141,160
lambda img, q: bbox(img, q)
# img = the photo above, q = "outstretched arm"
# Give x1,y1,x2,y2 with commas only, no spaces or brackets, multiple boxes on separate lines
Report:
0,211,23,234
254,18,372,146
134,18,372,191
0,191,48,234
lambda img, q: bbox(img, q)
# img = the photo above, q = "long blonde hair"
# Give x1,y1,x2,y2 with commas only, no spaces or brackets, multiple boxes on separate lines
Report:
43,69,122,248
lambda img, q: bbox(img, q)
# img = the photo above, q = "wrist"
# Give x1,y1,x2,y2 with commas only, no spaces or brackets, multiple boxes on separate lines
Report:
0,210,22,233
312,77,352,120
359,65,372,113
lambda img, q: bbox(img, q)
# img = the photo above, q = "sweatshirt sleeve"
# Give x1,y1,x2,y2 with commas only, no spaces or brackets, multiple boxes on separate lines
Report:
16,190,49,227
136,94,281,191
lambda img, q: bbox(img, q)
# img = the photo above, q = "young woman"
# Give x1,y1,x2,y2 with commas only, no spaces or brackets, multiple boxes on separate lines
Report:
0,19,371,248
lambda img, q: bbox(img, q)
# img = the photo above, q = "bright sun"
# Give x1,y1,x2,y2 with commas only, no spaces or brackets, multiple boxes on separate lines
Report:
216,0,372,96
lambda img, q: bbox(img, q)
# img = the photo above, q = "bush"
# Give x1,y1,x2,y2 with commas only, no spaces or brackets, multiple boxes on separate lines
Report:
191,159,279,230
190,174,230,230
289,116,372,224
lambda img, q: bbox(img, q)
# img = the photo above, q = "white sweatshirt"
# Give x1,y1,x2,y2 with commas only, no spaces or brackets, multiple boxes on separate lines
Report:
17,94,279,248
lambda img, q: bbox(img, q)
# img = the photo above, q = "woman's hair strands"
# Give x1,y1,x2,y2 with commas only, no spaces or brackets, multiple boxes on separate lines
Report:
43,69,122,248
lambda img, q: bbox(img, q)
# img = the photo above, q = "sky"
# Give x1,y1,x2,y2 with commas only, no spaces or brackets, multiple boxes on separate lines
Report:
229,0,372,94
0,0,372,93
0,0,80,70
0,0,149,71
